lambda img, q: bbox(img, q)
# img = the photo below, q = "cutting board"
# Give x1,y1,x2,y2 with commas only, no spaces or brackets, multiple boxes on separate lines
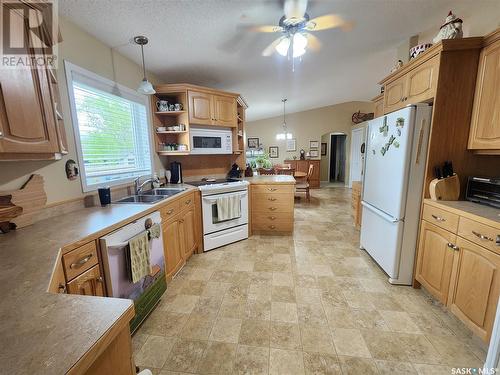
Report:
0,174,47,229
429,174,460,201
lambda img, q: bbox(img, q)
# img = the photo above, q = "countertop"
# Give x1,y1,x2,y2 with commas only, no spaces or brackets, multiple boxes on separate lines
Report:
424,199,500,229
0,185,197,375
243,175,296,184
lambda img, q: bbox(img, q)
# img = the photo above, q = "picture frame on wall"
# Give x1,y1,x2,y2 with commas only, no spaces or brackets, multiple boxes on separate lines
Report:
310,140,319,149
269,146,279,158
286,138,296,152
247,137,259,149
310,150,319,158
321,143,327,156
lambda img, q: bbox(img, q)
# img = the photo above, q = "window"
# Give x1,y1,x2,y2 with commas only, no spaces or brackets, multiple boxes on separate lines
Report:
65,61,152,192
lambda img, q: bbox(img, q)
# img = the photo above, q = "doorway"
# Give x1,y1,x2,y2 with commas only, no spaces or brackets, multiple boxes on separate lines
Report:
329,134,347,183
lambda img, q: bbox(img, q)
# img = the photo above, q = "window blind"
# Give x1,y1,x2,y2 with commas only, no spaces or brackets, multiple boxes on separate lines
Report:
67,65,152,191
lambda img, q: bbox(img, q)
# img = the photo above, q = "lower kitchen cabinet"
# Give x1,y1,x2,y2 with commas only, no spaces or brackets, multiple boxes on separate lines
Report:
416,201,500,342
448,237,500,341
161,193,200,280
180,208,197,259
251,184,294,234
162,218,185,280
415,221,456,304
66,264,105,296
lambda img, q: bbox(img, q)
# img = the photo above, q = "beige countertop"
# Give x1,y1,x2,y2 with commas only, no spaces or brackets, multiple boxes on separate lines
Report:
243,175,296,184
424,199,500,229
0,185,197,374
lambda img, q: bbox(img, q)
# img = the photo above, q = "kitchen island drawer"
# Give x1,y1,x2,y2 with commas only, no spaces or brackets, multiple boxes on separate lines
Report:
458,217,499,255
252,184,294,194
422,204,459,233
253,212,293,225
252,196,294,213
62,240,98,281
252,219,293,232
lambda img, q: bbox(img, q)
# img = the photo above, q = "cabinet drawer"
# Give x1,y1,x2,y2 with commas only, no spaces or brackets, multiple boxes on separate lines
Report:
252,218,293,232
252,184,294,194
422,204,459,233
63,241,99,281
458,217,499,255
252,194,294,213
160,199,181,220
253,212,293,225
180,192,195,212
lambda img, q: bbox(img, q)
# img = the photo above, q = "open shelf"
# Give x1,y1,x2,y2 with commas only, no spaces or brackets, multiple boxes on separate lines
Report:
154,111,186,116
156,130,188,134
157,151,190,156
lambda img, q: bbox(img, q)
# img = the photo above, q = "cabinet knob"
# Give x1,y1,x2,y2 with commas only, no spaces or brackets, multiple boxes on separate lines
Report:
268,198,277,201
268,207,277,211
269,216,276,220
58,283,66,294
268,188,277,192
166,209,174,215
0,131,3,137
185,199,191,205
269,225,276,229
472,231,493,242
447,243,459,251
70,254,93,269
96,276,103,283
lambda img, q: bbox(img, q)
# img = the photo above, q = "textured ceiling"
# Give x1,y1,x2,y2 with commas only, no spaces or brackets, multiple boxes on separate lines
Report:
59,0,497,121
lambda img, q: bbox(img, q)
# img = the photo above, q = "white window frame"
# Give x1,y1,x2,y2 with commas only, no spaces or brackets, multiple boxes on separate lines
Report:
64,60,154,192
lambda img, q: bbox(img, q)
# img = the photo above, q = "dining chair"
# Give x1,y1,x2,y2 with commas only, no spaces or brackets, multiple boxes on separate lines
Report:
295,164,314,202
277,168,295,176
258,168,276,175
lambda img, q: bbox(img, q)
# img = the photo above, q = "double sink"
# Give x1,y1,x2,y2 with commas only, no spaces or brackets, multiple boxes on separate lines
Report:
113,187,187,204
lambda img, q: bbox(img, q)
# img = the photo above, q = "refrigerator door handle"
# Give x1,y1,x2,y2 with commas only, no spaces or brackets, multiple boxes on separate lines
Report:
361,201,400,223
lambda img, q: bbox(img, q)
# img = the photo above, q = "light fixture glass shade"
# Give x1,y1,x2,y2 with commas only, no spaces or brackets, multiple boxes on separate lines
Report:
286,132,293,139
137,78,156,95
276,133,286,140
292,33,308,58
275,37,291,57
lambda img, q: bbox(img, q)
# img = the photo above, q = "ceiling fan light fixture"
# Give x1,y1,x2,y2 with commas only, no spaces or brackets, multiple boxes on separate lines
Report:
275,37,291,57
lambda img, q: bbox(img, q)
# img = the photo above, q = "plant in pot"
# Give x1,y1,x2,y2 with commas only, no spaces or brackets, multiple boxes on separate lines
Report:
255,154,272,169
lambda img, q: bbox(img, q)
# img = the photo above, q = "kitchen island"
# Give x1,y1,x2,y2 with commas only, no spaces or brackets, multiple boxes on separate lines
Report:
244,175,296,234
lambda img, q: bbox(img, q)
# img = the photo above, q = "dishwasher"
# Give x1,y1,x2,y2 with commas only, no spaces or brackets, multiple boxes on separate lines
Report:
99,211,166,333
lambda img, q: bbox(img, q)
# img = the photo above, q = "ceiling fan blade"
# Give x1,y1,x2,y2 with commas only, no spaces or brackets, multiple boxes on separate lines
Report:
248,25,283,33
262,37,283,56
305,14,352,31
306,33,321,52
284,0,308,20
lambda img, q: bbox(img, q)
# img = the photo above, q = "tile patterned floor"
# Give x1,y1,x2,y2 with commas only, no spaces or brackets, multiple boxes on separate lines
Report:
133,187,488,375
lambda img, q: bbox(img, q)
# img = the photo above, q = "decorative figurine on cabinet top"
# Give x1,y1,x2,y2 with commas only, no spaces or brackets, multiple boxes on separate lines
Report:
433,11,463,44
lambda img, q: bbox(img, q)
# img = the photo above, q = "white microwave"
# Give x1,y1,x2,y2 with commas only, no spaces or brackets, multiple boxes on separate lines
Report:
190,127,232,154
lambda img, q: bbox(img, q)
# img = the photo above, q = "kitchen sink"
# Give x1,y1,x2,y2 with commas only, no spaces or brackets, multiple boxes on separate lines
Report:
113,195,167,204
141,187,187,197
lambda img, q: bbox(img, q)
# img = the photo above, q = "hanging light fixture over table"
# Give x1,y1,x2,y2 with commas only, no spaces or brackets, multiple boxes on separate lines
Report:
276,98,293,140
134,35,156,95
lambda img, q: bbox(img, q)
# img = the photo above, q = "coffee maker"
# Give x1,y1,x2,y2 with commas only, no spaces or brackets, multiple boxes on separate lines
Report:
170,162,183,184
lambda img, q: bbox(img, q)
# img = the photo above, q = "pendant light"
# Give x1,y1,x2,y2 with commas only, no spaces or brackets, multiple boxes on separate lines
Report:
134,36,156,95
276,98,293,140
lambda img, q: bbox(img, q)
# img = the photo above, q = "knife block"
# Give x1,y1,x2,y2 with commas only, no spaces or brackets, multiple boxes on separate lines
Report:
429,174,460,201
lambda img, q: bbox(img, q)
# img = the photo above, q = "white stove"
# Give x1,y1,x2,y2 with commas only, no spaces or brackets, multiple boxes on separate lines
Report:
188,179,249,251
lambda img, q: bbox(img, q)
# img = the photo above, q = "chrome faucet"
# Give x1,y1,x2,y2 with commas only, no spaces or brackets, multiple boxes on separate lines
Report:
134,176,155,195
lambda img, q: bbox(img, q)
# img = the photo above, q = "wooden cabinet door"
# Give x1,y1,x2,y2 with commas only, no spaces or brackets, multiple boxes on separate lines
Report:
188,90,213,126
179,208,197,261
0,11,59,154
373,97,384,118
468,40,500,151
295,160,309,174
383,76,406,114
162,219,185,279
67,265,105,296
415,221,456,304
405,55,439,104
213,95,237,127
449,238,500,342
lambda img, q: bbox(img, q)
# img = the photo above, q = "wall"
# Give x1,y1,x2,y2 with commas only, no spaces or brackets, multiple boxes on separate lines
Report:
246,101,373,183
0,16,163,204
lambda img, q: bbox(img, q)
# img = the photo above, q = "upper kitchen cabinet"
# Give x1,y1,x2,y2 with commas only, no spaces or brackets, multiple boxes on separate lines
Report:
188,90,213,126
0,9,67,160
213,95,237,127
468,29,500,153
372,94,384,118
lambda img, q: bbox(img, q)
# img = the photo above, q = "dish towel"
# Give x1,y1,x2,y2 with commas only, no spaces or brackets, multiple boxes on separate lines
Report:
216,194,241,221
128,231,151,284
148,223,161,239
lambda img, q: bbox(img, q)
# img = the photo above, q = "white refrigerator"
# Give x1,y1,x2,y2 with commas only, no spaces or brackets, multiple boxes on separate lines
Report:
360,104,432,285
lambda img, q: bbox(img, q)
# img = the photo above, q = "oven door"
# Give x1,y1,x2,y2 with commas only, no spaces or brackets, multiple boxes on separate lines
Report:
202,190,248,234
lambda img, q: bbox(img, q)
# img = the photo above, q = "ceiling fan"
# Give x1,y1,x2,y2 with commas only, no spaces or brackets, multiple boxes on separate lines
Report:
249,0,352,58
